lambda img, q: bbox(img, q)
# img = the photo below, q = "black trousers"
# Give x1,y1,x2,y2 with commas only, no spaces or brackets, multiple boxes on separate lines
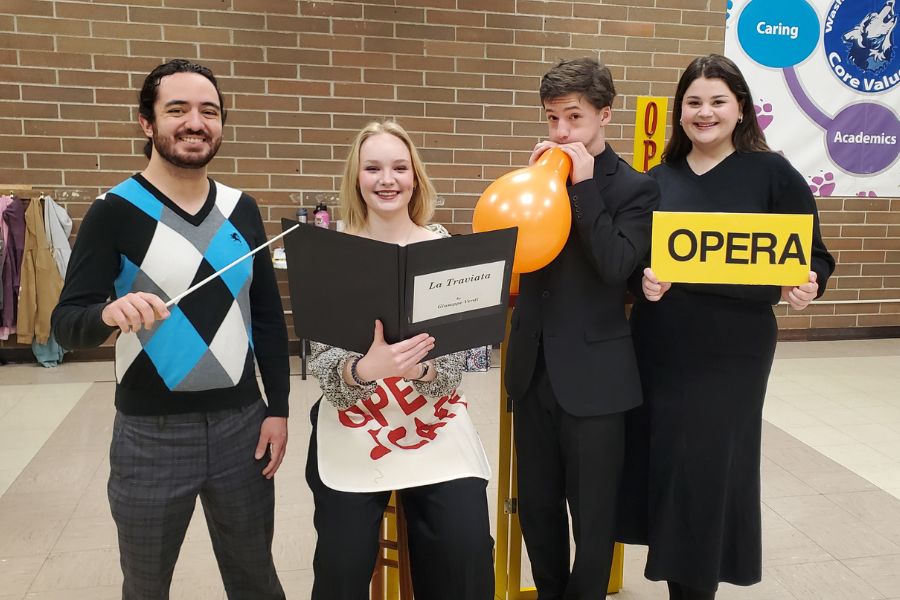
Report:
514,354,626,600
305,408,495,600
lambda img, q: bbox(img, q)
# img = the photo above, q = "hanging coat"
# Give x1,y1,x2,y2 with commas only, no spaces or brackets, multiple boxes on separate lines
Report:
0,211,5,311
0,196,25,340
17,197,63,345
43,195,72,278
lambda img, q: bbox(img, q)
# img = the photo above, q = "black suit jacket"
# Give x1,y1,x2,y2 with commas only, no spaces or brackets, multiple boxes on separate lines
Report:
505,146,660,417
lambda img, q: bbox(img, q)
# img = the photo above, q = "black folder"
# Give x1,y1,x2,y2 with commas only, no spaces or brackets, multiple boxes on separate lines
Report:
281,219,517,359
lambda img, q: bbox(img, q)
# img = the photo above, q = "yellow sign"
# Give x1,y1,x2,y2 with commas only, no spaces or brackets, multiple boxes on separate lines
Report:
651,212,813,286
632,96,668,173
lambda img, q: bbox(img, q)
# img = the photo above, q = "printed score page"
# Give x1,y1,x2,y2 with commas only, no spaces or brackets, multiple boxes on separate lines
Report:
411,260,506,324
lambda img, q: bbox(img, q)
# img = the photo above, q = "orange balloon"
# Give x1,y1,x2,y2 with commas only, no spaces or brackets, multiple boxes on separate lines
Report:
472,147,572,273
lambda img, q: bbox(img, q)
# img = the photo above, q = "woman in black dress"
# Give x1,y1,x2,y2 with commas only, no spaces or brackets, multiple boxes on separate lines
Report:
621,54,835,600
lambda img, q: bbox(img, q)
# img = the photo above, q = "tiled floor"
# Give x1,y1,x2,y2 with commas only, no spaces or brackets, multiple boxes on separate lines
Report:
1,338,899,599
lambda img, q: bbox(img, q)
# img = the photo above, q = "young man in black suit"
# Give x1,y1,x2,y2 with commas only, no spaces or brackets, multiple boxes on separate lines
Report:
505,57,660,599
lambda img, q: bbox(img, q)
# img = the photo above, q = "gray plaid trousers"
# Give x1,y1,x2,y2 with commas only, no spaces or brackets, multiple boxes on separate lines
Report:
108,401,285,600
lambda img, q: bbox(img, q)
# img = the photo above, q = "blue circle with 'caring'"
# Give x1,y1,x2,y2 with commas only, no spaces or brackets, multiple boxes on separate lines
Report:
738,0,820,68
823,0,899,94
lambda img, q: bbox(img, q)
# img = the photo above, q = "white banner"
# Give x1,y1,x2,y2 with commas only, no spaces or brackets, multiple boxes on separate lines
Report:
725,0,898,197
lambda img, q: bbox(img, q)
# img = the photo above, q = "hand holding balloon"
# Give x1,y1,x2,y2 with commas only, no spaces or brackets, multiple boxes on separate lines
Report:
556,142,595,184
528,140,558,165
530,141,594,185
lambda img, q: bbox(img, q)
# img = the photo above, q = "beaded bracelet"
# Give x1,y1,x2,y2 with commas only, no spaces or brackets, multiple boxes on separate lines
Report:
349,356,375,386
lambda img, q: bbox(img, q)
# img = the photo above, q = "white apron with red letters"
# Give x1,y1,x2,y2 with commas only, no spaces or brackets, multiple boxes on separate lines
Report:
316,376,491,492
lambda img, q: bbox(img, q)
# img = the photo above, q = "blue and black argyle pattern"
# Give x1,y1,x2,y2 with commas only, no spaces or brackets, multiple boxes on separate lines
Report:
107,176,256,392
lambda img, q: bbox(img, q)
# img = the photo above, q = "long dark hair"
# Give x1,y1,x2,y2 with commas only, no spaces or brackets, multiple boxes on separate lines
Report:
662,54,769,163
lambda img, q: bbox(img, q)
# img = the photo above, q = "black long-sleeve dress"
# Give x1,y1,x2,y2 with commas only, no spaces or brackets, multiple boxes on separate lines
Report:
619,151,835,591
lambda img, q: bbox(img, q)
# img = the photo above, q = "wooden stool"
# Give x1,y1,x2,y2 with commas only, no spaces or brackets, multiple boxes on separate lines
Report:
370,492,414,600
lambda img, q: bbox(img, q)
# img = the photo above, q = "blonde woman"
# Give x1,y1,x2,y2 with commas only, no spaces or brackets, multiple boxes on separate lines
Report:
305,121,494,600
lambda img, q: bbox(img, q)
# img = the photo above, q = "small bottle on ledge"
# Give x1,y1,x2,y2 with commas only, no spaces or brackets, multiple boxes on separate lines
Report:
313,201,330,229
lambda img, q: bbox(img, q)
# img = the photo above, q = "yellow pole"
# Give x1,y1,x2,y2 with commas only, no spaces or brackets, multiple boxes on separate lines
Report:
385,493,399,599
495,306,538,599
493,308,514,599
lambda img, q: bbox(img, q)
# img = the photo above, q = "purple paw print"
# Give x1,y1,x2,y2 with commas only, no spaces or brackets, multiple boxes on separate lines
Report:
754,101,773,131
856,191,877,197
808,172,835,197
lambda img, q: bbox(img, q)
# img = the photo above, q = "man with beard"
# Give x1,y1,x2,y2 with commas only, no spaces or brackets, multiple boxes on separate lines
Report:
52,60,289,600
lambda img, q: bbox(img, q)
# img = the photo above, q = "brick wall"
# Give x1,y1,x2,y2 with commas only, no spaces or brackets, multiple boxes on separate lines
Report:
0,0,897,357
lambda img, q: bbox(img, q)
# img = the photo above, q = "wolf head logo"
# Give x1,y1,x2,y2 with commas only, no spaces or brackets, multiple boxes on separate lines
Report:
843,0,897,72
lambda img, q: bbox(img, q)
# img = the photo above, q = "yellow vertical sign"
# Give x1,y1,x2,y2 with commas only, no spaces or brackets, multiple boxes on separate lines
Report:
632,96,668,173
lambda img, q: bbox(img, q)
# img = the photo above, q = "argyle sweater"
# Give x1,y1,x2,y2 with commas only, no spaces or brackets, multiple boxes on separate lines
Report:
52,174,289,417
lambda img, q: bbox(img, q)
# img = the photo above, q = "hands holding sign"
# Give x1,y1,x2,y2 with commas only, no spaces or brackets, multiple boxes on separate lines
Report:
643,266,820,311
781,271,818,310
641,267,672,302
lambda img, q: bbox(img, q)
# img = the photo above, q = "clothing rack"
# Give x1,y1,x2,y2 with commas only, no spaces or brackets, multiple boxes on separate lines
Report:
3,184,33,202
2,185,36,213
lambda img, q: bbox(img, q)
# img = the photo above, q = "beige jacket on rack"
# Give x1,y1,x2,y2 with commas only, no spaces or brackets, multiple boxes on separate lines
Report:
17,198,63,344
